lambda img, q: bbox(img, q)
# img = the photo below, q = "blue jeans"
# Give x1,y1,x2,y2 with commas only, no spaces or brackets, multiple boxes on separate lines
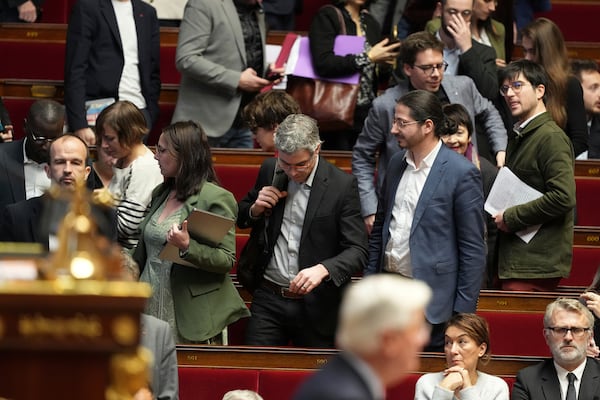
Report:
208,126,253,148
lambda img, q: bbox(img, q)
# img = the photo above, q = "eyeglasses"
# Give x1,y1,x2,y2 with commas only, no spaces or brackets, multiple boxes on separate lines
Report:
277,155,314,172
499,81,531,96
445,8,473,18
545,326,591,338
413,62,448,76
25,120,60,144
392,118,421,129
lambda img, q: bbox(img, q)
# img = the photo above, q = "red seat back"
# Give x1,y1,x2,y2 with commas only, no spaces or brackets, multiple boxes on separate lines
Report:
178,368,259,400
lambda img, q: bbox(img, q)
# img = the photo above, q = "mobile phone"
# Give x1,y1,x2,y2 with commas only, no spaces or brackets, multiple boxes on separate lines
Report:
264,69,282,82
272,167,288,191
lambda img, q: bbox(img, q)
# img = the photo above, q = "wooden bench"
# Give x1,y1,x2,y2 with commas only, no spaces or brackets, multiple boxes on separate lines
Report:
175,345,543,400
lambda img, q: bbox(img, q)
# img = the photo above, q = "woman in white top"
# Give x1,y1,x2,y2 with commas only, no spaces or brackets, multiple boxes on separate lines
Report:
414,313,509,400
97,100,163,249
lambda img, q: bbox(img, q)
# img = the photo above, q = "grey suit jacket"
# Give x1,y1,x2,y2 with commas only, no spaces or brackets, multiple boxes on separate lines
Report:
365,144,485,324
352,76,507,217
172,0,266,138
512,358,600,400
140,314,179,400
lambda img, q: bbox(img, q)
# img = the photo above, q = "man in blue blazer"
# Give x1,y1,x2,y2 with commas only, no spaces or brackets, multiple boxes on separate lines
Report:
64,0,160,145
352,31,506,233
365,90,486,352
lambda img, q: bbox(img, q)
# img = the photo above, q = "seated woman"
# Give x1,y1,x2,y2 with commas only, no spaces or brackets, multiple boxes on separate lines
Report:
96,101,163,249
132,120,249,343
441,103,498,288
415,313,509,400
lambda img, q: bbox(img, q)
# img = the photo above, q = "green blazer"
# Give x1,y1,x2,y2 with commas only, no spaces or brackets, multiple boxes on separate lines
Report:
425,17,506,61
133,181,250,342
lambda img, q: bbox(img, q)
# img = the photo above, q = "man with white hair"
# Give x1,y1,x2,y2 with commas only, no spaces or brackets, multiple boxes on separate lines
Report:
293,275,432,400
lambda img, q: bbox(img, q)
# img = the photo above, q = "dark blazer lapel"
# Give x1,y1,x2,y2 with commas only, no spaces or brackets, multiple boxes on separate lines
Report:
579,358,600,399
8,141,26,202
100,0,123,51
222,0,246,65
411,145,447,233
132,0,147,55
540,360,562,400
382,157,408,244
300,158,328,243
30,196,48,246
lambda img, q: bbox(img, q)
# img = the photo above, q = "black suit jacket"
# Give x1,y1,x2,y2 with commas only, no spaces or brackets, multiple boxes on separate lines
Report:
293,353,375,400
64,0,161,131
0,139,27,209
512,358,600,400
0,194,118,248
458,40,499,101
589,115,600,159
238,157,368,337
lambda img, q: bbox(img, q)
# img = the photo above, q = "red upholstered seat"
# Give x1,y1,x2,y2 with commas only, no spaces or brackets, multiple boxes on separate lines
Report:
160,46,181,85
560,246,600,288
387,373,421,400
1,97,38,140
575,178,600,227
477,311,549,357
214,165,259,202
537,4,600,42
178,368,259,400
258,370,311,400
0,42,65,81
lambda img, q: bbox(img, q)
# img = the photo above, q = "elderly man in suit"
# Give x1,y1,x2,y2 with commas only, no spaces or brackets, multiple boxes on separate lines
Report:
173,0,279,148
512,298,600,400
0,99,64,209
365,90,486,352
0,134,116,248
64,0,160,145
294,275,432,400
237,114,368,347
352,31,506,233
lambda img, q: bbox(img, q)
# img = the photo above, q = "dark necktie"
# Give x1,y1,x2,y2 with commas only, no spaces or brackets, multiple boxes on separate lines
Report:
566,372,576,400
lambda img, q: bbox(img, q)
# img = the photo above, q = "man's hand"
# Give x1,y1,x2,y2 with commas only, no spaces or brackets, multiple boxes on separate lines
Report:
496,150,506,168
446,13,472,52
17,0,37,22
494,212,509,232
289,264,329,294
250,186,287,217
75,127,96,146
364,214,375,235
239,68,271,92
0,124,13,142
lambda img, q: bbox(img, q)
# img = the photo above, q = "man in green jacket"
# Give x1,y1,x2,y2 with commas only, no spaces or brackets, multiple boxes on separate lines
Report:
494,59,576,291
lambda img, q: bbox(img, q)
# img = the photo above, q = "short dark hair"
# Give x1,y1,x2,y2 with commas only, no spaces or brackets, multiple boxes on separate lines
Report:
26,99,65,135
242,90,301,132
499,59,549,100
161,121,218,201
571,59,600,83
442,103,473,137
399,31,444,67
396,90,454,137
445,313,492,364
95,101,148,148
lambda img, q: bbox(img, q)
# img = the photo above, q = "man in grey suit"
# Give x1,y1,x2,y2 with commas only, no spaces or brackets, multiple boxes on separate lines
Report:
352,31,506,233
512,298,600,400
365,90,486,352
172,0,277,148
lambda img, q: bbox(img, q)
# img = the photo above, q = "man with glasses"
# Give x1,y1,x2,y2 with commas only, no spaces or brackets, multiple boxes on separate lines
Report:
424,0,499,101
512,298,600,400
353,31,506,234
237,114,368,347
365,90,485,352
494,60,575,292
0,99,65,209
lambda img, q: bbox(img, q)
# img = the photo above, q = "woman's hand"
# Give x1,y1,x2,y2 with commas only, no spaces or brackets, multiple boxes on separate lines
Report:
367,38,401,65
167,221,190,251
439,366,473,392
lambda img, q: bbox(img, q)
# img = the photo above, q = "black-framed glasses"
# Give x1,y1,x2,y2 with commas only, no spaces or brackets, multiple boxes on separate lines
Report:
392,118,421,129
24,119,60,144
413,62,448,76
499,81,531,96
277,155,314,172
545,326,591,338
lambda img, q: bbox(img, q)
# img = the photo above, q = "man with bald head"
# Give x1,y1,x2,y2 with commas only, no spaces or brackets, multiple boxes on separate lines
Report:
0,134,116,249
0,99,65,209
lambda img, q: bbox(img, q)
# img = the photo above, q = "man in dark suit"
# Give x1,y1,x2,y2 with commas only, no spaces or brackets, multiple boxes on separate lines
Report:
64,0,160,145
365,90,486,352
571,59,600,159
0,99,65,209
0,134,116,248
237,114,368,348
512,297,600,400
293,275,432,400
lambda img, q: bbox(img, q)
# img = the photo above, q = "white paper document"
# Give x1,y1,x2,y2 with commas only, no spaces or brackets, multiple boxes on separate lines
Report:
484,167,543,243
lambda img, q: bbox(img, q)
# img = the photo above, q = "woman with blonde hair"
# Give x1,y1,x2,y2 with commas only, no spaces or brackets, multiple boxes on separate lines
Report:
521,17,588,157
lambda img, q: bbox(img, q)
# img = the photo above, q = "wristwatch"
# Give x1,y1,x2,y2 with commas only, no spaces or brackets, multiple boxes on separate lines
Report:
179,247,189,258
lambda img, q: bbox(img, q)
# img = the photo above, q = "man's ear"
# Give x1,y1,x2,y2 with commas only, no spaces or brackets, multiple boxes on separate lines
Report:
44,163,51,179
536,84,546,101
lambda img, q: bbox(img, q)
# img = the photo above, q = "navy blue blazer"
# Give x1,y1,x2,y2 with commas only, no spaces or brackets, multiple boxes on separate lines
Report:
365,144,486,324
512,358,600,400
64,0,161,131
